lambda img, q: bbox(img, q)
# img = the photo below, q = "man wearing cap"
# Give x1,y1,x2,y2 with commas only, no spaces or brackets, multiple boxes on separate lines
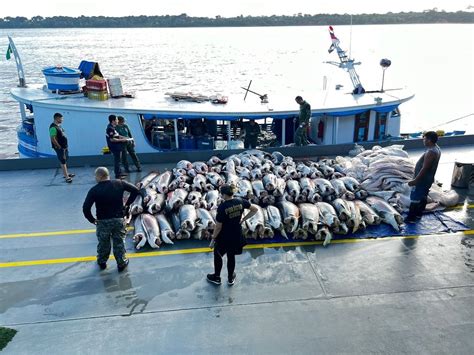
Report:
106,114,130,179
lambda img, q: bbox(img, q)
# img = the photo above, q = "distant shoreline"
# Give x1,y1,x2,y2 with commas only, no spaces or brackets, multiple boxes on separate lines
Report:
1,11,473,28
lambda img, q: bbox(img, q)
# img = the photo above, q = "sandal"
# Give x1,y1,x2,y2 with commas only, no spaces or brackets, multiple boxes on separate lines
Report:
64,173,75,178
65,177,73,183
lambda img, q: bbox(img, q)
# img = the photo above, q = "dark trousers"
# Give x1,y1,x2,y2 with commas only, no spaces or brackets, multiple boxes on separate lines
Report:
294,125,309,146
214,248,236,279
96,218,127,266
111,149,123,177
244,138,258,149
407,184,431,219
121,142,141,170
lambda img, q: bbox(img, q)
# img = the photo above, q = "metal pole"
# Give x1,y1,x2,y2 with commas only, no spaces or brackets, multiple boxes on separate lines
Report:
381,69,386,92
282,119,286,146
174,119,179,149
227,120,231,149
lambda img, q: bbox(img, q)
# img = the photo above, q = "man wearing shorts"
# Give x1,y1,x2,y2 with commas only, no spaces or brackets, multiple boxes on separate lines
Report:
50,112,74,183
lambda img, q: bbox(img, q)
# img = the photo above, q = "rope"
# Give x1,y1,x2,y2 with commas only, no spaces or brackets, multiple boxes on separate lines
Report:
429,113,474,130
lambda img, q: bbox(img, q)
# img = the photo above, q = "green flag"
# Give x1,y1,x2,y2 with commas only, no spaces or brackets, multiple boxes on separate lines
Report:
6,44,12,60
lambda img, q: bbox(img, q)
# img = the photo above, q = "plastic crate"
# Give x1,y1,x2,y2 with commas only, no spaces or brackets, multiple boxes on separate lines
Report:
197,136,214,150
179,135,197,149
88,90,108,101
86,79,107,91
152,132,176,150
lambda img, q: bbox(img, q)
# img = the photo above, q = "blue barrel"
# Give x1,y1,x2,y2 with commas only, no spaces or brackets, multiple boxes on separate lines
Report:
42,66,81,91
179,135,197,150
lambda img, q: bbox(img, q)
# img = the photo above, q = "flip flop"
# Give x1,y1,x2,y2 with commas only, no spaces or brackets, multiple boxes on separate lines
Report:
65,177,73,183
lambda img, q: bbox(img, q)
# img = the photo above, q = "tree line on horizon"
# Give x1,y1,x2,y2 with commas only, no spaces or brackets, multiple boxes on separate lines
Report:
0,10,472,28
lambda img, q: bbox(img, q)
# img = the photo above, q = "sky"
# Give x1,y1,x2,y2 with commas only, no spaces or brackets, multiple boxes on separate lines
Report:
1,0,473,18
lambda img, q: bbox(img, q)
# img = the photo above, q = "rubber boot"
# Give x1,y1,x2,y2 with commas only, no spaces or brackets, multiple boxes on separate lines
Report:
405,202,420,223
416,197,427,219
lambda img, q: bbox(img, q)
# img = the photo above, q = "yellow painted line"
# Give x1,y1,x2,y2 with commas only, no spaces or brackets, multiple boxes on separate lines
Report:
0,227,134,239
1,230,473,269
0,204,471,240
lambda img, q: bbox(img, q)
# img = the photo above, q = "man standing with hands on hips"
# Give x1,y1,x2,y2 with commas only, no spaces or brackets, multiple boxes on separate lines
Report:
83,167,141,272
294,96,311,146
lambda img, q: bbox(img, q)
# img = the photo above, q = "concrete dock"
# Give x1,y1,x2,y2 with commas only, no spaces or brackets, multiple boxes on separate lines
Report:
0,146,473,354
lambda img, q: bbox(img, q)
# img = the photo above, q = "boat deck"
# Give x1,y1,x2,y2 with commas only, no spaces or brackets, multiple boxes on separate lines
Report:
11,85,413,118
0,146,473,353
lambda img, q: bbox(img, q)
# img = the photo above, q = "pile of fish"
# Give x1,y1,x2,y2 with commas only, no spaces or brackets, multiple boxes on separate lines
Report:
128,145,458,250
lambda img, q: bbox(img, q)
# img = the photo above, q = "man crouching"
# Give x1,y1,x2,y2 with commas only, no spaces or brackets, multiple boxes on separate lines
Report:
82,167,140,272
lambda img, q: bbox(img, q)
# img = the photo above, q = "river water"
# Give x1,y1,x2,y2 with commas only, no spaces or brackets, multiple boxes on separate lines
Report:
0,24,472,158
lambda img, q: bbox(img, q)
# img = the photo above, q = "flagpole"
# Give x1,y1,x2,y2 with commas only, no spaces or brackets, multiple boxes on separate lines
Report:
7,36,26,87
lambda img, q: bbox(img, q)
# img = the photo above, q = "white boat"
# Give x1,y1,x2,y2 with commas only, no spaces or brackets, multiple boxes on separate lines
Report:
8,27,414,158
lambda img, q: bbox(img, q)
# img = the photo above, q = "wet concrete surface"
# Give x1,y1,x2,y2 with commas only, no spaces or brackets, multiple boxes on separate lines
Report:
0,145,473,353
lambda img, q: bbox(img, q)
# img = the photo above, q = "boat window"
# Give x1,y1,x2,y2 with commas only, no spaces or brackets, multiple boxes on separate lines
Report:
374,112,388,140
353,111,370,142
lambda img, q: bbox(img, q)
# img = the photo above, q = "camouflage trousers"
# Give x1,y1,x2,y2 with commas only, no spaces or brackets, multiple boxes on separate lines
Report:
294,125,309,146
96,218,127,266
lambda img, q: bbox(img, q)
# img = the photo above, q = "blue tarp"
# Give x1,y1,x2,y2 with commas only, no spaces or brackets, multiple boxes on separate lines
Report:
245,210,469,245
78,61,103,79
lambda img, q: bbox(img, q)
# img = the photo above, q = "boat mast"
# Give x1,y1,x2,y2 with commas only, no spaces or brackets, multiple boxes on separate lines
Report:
7,36,26,87
325,26,365,95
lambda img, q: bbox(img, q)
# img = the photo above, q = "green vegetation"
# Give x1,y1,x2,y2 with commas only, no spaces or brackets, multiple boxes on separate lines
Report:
0,10,472,28
0,327,17,351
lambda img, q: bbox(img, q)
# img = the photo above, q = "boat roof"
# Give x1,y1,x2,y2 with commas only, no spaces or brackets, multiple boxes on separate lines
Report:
11,85,414,120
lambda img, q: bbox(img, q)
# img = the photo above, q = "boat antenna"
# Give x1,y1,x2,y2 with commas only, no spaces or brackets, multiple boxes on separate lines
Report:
241,80,268,103
7,36,26,87
325,26,365,95
349,14,352,59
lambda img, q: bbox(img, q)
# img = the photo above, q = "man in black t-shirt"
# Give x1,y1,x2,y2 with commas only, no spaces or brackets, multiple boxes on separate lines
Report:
207,184,258,286
106,115,130,179
82,166,141,272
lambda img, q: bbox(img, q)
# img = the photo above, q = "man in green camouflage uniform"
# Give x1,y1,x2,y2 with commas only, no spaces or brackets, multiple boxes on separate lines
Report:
116,116,142,172
294,96,311,146
83,167,141,272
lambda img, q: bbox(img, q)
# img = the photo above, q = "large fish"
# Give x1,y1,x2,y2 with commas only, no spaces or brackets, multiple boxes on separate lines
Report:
236,179,253,199
192,174,207,191
137,171,159,189
166,188,188,211
316,202,340,228
130,195,143,215
252,180,267,199
152,171,173,194
141,213,162,248
207,172,225,187
263,205,287,238
262,173,278,191
245,205,265,239
192,161,209,174
204,190,221,210
313,178,335,196
133,214,147,250
339,176,360,192
365,196,404,232
186,191,203,208
197,208,216,231
154,214,175,244
298,203,320,236
179,204,198,232
354,200,381,226
147,193,166,214
277,200,300,233
176,160,193,170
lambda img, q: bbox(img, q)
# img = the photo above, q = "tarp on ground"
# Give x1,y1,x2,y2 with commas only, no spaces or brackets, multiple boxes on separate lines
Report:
245,210,469,245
